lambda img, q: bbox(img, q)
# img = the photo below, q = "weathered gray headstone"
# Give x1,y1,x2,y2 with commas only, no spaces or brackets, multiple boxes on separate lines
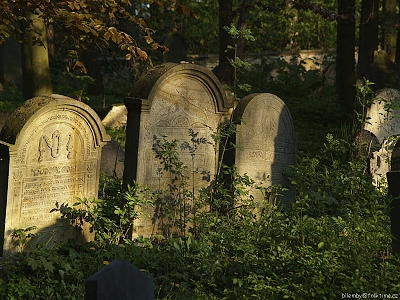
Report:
233,93,296,207
100,139,125,179
364,88,400,186
364,88,400,144
85,260,154,300
127,63,232,237
0,94,110,255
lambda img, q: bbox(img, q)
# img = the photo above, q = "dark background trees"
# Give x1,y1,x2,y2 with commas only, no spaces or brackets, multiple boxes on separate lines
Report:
1,0,400,117
336,0,356,116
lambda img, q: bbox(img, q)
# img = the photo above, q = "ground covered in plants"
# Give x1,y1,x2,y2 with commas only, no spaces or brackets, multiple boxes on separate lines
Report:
1,58,400,299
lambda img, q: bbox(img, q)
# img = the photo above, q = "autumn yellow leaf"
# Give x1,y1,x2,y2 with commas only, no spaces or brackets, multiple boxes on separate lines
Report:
144,35,153,44
136,47,148,60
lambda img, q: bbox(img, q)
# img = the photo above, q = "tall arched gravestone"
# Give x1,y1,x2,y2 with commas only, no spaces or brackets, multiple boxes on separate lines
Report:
127,63,232,237
0,94,110,255
363,88,400,187
233,93,296,208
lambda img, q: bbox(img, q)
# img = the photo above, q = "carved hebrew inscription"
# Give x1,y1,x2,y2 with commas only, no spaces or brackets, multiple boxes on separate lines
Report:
139,76,219,191
20,173,84,228
38,131,73,161
235,94,296,206
0,95,109,255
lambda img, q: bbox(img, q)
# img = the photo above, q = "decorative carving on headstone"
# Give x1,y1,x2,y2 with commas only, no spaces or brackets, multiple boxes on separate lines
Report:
0,94,110,255
364,88,400,187
232,93,297,208
127,63,232,237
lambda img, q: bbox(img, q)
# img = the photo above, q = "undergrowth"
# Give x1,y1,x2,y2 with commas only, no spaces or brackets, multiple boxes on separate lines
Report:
1,131,399,299
0,37,399,299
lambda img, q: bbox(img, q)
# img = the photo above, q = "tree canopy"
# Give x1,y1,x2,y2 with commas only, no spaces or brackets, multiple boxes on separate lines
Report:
0,1,194,63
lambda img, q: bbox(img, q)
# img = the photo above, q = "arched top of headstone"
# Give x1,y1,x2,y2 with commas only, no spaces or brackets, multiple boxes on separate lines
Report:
364,88,400,144
234,93,295,134
232,93,296,207
130,63,232,112
0,94,110,147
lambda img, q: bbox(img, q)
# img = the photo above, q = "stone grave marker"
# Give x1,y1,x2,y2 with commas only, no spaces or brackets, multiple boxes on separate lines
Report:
101,103,127,179
126,63,232,237
85,260,154,300
232,93,296,207
364,88,400,144
364,88,400,186
100,139,125,179
102,103,127,129
0,94,110,255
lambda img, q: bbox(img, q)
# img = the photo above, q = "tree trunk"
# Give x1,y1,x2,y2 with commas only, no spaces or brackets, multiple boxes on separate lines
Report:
336,0,356,116
382,0,397,62
358,0,379,80
21,10,53,100
82,50,105,96
46,23,55,61
0,37,22,88
212,0,234,86
236,0,252,59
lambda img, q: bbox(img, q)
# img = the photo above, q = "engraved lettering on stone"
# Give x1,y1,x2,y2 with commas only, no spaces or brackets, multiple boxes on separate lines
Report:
38,131,73,161
13,170,23,181
39,130,61,161
87,161,96,172
66,133,72,159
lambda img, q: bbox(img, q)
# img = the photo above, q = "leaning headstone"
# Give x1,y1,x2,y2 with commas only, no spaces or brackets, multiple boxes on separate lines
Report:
102,104,127,129
85,260,154,300
369,138,397,187
100,139,125,179
364,88,400,144
232,93,296,207
364,88,400,186
127,63,232,237
0,94,110,255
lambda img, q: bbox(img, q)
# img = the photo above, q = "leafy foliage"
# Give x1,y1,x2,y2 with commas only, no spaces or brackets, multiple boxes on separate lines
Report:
0,0,195,65
1,14,399,297
4,133,399,299
52,175,153,245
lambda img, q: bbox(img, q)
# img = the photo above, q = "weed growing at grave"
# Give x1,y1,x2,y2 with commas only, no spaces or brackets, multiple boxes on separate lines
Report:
151,130,212,237
10,226,39,252
2,130,400,299
52,175,153,245
355,78,375,128
3,49,400,300
223,24,254,101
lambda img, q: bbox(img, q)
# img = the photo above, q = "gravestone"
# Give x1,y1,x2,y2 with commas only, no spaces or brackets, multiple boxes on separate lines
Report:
85,260,154,300
101,104,127,179
232,93,296,207
127,63,232,237
102,104,127,129
364,88,400,144
0,94,110,255
100,139,125,179
364,88,400,186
